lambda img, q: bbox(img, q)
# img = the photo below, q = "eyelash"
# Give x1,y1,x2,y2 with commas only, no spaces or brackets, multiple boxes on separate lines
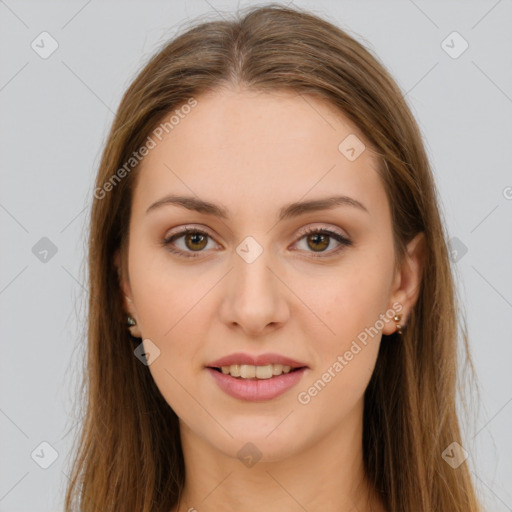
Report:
162,226,352,259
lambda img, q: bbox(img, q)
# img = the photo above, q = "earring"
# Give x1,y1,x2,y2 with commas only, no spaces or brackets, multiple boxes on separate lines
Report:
393,314,404,335
126,315,141,338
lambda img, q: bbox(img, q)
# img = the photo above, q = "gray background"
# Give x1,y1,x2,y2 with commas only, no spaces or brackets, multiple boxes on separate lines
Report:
0,1,511,510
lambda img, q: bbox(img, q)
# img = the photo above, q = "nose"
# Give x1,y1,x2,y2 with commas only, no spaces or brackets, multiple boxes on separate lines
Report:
218,245,290,337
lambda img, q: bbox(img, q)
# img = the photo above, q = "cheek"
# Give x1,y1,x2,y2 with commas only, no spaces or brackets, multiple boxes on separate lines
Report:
296,290,384,418
129,245,198,339
312,260,389,346
128,248,218,377
299,258,390,395
129,255,210,417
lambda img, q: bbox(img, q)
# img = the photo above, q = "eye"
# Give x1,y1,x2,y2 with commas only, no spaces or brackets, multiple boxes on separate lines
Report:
292,226,352,257
162,227,219,258
162,225,352,259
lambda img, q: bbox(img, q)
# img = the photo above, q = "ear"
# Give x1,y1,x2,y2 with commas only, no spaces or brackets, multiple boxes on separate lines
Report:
382,232,426,335
114,249,142,338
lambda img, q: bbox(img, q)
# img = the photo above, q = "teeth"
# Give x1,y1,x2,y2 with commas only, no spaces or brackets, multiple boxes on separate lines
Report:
240,365,256,379
219,364,294,379
256,365,272,379
272,364,283,375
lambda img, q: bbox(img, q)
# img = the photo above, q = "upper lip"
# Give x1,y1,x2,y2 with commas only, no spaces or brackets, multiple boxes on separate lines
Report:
207,352,308,369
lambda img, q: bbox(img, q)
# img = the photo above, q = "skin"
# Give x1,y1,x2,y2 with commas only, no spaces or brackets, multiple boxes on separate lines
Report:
115,85,425,512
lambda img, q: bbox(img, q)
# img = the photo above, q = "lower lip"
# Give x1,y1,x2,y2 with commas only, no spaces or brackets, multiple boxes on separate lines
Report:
206,367,307,401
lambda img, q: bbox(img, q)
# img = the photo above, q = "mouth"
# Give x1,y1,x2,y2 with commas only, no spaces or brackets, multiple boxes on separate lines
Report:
208,363,307,380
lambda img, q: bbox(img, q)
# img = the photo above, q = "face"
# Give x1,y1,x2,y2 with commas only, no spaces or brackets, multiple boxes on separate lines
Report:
117,86,422,462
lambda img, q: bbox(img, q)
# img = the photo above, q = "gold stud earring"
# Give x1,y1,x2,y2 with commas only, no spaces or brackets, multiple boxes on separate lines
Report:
393,314,403,335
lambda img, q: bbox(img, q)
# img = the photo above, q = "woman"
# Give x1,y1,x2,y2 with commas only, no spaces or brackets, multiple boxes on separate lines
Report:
65,4,483,511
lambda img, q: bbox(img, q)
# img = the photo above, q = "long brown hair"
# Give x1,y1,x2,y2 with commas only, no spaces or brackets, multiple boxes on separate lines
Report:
64,4,483,511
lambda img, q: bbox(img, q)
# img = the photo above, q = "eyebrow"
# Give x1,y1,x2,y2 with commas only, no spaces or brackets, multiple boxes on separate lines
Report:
145,194,369,221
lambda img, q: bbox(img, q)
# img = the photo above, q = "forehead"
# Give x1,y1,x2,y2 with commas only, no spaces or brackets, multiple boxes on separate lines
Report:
132,87,388,221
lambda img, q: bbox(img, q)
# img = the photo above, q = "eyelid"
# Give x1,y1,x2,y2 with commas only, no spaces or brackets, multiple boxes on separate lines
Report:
163,224,215,240
294,223,349,240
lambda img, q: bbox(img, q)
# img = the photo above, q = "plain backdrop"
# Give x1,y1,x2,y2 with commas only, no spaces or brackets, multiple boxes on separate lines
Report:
0,1,511,510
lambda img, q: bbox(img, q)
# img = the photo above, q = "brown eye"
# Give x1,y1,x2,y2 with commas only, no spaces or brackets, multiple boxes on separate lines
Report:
306,232,330,252
163,226,352,260
293,227,352,257
163,228,217,258
184,232,208,251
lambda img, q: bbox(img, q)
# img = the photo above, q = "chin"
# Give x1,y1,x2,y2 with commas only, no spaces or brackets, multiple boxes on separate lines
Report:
209,420,308,462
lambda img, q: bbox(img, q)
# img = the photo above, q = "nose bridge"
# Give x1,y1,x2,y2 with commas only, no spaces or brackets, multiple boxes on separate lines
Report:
220,235,289,332
233,237,279,306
